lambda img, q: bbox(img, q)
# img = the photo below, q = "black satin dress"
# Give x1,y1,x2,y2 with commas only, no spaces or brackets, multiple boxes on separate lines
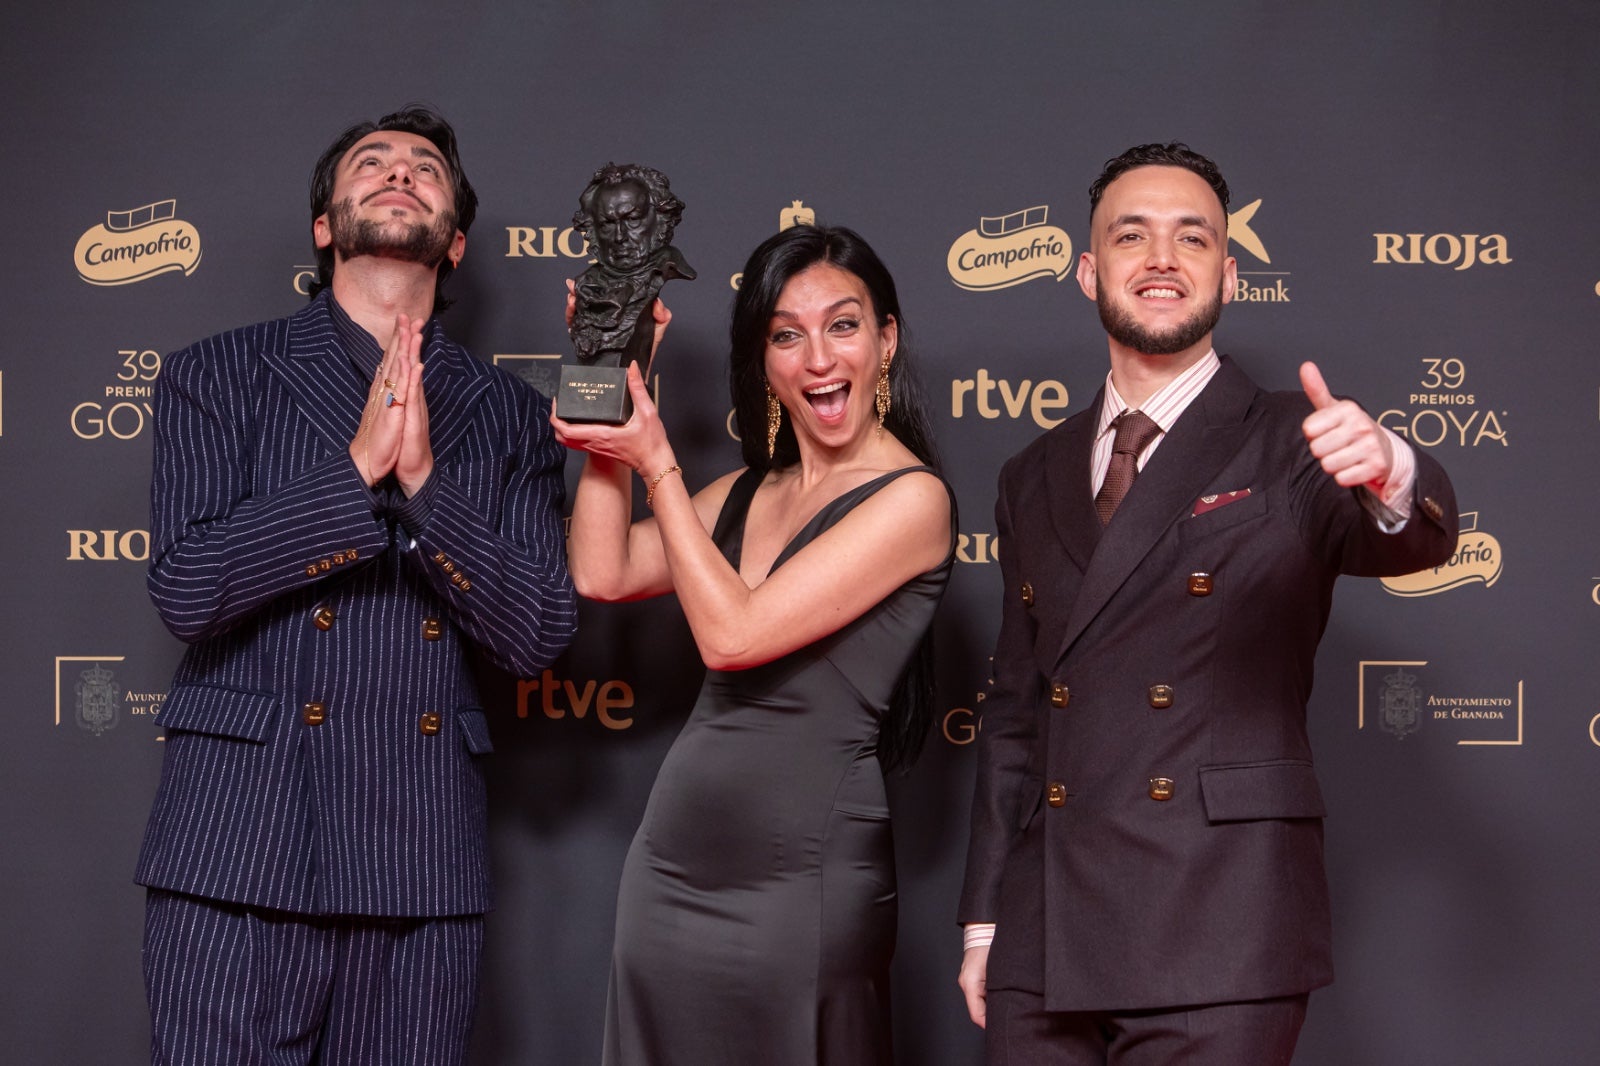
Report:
602,466,954,1066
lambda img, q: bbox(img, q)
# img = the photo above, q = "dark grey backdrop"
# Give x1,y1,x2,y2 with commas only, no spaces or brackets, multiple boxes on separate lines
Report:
5,2,1598,1063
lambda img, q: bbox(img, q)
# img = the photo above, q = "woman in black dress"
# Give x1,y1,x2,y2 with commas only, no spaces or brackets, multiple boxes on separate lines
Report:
553,226,953,1066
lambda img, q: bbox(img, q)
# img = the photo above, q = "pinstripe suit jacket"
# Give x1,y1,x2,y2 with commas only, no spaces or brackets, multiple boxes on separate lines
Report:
135,292,576,917
959,357,1457,1011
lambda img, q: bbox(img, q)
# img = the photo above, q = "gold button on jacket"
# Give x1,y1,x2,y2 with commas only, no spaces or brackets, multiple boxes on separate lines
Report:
1148,684,1174,708
302,701,326,726
1149,777,1175,801
422,618,443,641
1020,581,1035,607
1187,572,1213,596
1050,683,1070,708
419,712,442,736
312,606,336,631
1045,781,1067,807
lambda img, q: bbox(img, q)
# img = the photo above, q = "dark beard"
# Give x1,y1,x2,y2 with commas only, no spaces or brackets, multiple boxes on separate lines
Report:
1098,284,1224,356
326,196,456,268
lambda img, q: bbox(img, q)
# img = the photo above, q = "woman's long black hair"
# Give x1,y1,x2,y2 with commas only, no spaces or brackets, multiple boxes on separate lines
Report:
728,225,945,772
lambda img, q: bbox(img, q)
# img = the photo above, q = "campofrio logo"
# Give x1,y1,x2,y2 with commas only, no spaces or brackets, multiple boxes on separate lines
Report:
947,206,1072,291
75,199,202,286
1381,511,1502,597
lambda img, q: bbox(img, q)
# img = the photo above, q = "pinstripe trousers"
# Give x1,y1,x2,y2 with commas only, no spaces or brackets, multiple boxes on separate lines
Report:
143,889,483,1066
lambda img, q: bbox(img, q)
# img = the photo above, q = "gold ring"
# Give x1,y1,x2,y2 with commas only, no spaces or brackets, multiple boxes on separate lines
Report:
383,378,398,388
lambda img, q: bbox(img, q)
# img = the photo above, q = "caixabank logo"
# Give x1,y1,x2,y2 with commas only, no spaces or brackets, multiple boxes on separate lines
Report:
75,199,202,286
1381,511,1501,597
1226,198,1290,304
946,206,1072,291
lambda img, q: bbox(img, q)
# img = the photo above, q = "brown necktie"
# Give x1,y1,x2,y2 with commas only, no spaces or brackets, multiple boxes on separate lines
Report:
1094,411,1162,525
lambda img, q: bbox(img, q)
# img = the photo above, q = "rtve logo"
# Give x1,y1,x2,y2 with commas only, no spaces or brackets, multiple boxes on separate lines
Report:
516,669,634,730
1373,233,1511,271
951,370,1070,429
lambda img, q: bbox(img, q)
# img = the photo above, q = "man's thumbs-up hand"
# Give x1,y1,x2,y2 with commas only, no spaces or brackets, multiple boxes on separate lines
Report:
1300,361,1395,489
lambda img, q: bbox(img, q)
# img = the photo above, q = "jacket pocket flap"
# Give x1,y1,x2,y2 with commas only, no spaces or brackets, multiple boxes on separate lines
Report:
1179,489,1268,541
457,708,494,755
158,684,278,743
1199,760,1325,822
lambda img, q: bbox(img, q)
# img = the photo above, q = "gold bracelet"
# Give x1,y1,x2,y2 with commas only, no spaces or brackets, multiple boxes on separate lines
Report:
646,464,682,508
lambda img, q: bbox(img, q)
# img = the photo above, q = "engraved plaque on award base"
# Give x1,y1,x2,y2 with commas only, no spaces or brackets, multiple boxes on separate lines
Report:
558,362,635,424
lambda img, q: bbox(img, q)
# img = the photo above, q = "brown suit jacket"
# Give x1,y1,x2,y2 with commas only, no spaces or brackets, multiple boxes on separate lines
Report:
958,356,1457,1011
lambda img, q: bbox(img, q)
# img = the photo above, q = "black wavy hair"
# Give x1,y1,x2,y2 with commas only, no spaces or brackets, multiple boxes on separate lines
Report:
728,224,944,771
306,105,477,310
729,225,940,473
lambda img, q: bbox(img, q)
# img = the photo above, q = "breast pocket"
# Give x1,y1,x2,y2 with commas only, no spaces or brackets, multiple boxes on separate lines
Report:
1178,488,1269,544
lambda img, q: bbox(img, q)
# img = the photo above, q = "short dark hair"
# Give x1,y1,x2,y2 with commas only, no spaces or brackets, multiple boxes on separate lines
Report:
306,105,477,309
1088,142,1229,223
727,224,943,772
571,162,686,246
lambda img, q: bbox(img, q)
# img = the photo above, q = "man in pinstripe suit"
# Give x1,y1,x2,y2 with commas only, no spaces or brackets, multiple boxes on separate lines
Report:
135,106,577,1065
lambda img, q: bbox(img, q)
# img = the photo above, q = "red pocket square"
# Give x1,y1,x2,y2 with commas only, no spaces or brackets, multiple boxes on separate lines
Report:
1192,488,1252,516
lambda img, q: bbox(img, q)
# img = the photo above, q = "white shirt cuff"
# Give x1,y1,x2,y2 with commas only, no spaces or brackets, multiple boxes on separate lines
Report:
1360,427,1417,531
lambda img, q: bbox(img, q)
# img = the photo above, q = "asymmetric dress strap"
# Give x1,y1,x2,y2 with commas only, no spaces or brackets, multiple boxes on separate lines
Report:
710,464,956,576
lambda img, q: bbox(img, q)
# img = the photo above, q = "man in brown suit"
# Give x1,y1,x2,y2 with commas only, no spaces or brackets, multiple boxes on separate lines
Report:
957,143,1457,1064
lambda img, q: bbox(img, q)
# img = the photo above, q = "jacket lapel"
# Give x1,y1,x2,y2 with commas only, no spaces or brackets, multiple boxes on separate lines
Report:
261,297,366,450
259,295,490,464
1053,357,1261,667
418,333,490,463
1043,396,1104,572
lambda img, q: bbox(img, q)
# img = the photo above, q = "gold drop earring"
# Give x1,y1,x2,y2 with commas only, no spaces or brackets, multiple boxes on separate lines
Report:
766,384,781,460
874,354,891,432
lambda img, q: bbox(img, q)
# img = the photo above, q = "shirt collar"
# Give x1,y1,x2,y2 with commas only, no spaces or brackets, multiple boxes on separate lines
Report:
324,290,436,379
1096,349,1221,439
